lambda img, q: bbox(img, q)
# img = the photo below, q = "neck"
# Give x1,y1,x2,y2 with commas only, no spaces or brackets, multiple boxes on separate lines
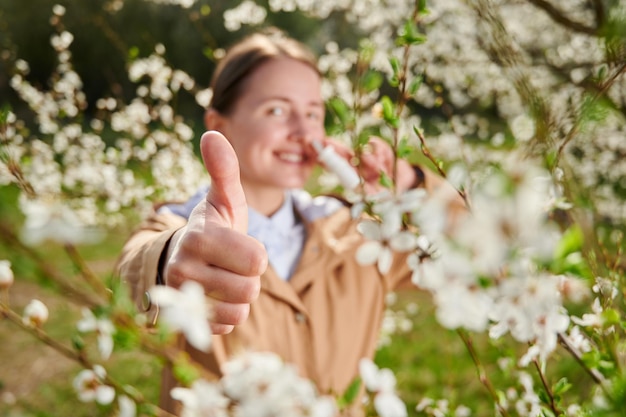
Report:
243,184,286,217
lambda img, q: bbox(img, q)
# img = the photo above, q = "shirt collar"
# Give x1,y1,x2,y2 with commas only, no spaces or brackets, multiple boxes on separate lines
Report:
248,192,298,238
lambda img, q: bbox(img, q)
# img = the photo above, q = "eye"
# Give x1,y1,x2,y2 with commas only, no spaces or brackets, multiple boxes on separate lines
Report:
268,106,285,116
307,110,322,121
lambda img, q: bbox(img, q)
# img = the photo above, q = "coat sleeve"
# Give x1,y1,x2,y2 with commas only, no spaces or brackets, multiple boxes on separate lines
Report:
115,211,187,313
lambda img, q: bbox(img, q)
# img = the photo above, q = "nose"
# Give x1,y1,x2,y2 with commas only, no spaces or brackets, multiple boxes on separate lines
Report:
287,113,315,145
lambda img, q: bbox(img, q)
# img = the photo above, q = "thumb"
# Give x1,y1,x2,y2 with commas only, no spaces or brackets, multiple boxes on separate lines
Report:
201,130,248,233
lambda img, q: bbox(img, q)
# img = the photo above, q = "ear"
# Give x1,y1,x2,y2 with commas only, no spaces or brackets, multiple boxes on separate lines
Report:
204,108,225,131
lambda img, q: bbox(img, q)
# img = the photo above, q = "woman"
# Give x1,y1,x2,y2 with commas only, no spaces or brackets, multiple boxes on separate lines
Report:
117,30,463,415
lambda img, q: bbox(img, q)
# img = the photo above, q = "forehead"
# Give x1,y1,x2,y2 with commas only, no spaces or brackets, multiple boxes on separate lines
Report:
240,57,323,104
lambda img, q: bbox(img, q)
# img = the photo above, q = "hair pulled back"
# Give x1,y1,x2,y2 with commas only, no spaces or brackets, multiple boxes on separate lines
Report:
209,29,319,115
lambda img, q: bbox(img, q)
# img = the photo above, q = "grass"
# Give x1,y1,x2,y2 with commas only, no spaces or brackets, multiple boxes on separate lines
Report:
0,255,594,417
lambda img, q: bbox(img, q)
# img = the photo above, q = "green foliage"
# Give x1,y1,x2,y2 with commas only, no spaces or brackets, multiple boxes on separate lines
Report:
361,70,384,93
337,377,361,409
380,96,399,128
172,354,201,387
396,20,426,47
326,97,354,134
551,225,593,279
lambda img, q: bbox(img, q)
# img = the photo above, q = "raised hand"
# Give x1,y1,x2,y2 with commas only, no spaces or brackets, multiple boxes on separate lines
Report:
163,131,268,335
318,137,417,194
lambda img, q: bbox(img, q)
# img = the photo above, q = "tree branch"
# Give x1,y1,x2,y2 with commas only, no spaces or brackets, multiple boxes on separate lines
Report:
526,0,598,35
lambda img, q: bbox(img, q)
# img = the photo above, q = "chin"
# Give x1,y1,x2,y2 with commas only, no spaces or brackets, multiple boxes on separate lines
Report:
277,178,307,189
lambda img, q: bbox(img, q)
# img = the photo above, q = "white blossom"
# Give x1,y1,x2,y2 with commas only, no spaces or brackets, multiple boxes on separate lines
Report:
52,4,66,16
356,215,416,274
221,351,336,417
77,308,116,360
149,280,213,352
73,365,115,404
571,297,604,328
224,1,268,31
20,198,103,245
359,358,407,417
22,299,49,327
0,260,14,289
118,395,136,417
170,379,229,417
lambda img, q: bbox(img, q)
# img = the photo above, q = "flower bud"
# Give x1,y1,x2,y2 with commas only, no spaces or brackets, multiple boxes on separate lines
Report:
0,260,14,290
23,299,49,327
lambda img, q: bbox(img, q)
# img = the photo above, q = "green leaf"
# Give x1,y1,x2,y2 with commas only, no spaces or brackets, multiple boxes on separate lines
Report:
540,407,556,417
596,65,608,81
337,377,361,408
72,335,85,351
388,57,401,87
602,308,621,326
396,20,427,46
380,96,398,128
328,97,352,126
389,57,401,75
128,46,140,61
358,39,376,64
581,350,600,368
598,359,616,373
397,137,412,159
408,75,423,96
173,354,200,386
0,105,11,125
552,377,572,396
202,47,214,60
379,171,393,188
113,327,139,350
554,225,584,259
361,71,383,93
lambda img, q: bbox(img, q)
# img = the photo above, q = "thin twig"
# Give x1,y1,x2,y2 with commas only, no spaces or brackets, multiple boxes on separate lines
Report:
0,303,181,417
526,0,598,35
0,221,104,308
557,333,614,399
64,243,111,301
531,357,562,415
457,330,510,417
414,127,470,208
555,62,626,165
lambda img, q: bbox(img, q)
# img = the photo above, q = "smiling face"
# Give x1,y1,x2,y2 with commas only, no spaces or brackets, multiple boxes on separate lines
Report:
207,57,325,208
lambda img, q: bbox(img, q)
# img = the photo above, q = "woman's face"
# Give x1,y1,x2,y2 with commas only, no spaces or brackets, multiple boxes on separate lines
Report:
210,57,325,195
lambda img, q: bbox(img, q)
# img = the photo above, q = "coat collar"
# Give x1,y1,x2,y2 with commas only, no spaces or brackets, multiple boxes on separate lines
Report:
260,205,362,311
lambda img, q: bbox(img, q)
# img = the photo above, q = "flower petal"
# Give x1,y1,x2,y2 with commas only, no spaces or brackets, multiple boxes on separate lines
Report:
356,241,381,266
377,247,393,275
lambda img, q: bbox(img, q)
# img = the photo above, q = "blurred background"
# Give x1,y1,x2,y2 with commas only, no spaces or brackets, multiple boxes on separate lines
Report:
1,1,624,416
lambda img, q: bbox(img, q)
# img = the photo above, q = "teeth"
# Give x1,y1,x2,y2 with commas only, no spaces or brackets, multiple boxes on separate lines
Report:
277,152,303,163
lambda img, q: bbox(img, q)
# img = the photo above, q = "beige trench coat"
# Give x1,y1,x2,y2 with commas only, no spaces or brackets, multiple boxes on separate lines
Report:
117,169,466,415
117,204,415,415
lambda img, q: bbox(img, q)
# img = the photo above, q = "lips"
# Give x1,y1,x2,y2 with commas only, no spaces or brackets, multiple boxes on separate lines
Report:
276,151,304,163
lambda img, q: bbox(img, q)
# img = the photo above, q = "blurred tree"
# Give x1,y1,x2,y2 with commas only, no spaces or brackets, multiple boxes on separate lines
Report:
0,0,354,124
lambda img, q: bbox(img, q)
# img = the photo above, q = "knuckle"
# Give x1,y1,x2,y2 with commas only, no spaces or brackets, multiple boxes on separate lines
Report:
181,230,205,251
166,262,195,288
212,302,249,326
237,277,261,303
230,304,250,325
247,241,269,275
210,323,234,335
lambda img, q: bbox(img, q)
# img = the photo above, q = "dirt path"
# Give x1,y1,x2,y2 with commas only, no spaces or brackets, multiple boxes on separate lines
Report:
0,280,80,404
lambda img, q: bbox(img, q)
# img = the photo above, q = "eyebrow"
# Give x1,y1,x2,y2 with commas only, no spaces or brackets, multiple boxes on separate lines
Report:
260,96,324,108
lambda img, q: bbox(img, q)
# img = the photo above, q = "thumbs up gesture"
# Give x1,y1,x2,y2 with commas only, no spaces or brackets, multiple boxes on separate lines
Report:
163,131,268,335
